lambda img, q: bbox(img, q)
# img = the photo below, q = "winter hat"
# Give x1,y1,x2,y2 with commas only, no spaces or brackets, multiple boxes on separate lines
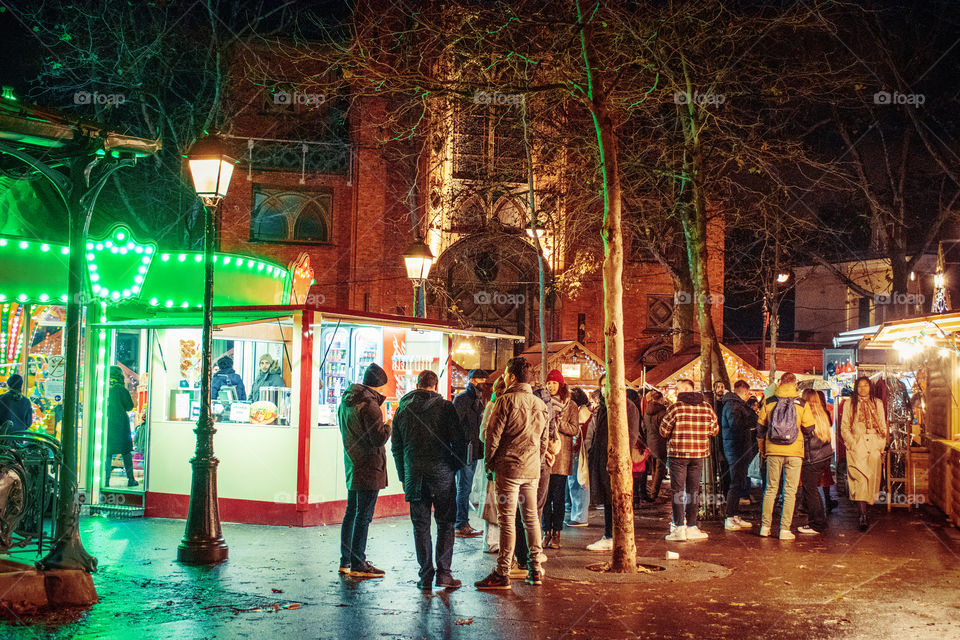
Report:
217,356,233,371
109,366,124,383
5,374,23,391
546,369,565,385
467,369,487,381
362,363,388,388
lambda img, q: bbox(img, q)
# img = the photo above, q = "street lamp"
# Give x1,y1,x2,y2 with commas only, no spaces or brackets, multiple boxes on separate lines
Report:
178,135,235,565
403,237,435,318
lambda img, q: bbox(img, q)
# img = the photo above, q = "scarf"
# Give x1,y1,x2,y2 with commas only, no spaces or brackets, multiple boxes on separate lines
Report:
550,394,565,440
855,396,882,435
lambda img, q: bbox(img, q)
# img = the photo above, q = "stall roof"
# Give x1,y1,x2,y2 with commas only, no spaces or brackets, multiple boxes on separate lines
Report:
635,343,767,389
518,341,605,383
92,308,293,329
864,311,960,349
213,305,526,341
833,325,881,348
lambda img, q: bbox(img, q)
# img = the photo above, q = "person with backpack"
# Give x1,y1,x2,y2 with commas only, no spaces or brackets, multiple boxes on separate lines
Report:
756,372,815,540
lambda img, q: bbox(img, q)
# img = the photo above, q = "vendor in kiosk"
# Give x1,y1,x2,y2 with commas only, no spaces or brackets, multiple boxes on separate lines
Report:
211,356,247,403
250,353,284,401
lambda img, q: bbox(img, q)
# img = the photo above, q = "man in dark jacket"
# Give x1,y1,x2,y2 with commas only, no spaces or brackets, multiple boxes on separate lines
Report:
720,380,757,531
211,356,246,402
452,369,486,538
392,370,464,590
338,363,391,577
0,374,32,433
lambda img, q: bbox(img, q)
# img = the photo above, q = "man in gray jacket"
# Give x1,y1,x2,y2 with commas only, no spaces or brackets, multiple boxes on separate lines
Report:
475,357,549,590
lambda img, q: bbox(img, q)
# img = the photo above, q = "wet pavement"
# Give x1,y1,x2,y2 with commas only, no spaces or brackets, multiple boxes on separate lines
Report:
1,495,959,640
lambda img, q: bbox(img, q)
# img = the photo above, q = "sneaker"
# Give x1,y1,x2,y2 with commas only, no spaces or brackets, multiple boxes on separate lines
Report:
733,516,752,529
455,525,483,538
779,529,796,540
586,536,613,551
759,526,770,538
550,531,561,549
724,517,744,531
436,574,462,589
526,569,543,586
508,562,528,578
475,571,511,590
797,526,820,535
566,520,589,527
350,562,385,577
685,526,709,541
665,524,687,542
338,564,351,575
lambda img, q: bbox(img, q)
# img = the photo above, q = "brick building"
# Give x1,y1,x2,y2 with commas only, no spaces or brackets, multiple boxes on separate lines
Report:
214,44,725,377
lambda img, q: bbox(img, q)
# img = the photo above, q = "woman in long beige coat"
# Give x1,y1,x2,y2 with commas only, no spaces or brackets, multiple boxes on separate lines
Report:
841,376,888,532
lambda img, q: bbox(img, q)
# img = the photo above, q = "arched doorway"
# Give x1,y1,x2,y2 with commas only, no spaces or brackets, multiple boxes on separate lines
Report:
430,231,549,343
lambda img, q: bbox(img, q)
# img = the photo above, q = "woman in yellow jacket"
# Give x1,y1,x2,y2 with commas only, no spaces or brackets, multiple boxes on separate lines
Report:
756,373,814,540
841,376,888,532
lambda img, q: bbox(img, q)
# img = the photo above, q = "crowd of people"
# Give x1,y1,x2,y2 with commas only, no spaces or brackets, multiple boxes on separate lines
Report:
336,358,889,591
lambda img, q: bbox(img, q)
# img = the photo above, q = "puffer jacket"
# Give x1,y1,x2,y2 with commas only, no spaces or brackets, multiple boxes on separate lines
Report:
720,392,756,453
211,367,246,401
338,384,391,491
801,420,834,465
484,383,549,479
391,388,462,502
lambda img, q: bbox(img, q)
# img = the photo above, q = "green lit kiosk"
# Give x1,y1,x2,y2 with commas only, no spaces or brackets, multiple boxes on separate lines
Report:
0,224,518,526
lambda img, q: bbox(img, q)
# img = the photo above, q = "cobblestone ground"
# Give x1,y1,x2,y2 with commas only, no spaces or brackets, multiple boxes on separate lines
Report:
1,495,959,640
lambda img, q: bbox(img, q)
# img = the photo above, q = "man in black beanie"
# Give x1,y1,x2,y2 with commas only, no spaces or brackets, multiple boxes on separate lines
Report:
0,374,32,433
338,362,391,577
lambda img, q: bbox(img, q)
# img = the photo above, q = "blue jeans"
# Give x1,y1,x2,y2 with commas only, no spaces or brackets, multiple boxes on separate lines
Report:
410,478,457,581
340,489,379,569
455,460,477,529
567,449,589,524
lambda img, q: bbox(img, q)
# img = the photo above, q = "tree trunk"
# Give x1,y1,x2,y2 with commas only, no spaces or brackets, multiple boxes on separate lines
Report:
768,298,779,383
579,6,637,573
520,89,549,383
889,249,910,320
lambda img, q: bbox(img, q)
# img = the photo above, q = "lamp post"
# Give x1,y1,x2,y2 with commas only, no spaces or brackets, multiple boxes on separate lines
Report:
403,237,435,319
178,135,235,565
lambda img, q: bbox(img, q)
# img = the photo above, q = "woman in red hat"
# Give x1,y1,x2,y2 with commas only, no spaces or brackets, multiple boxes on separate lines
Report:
541,369,581,549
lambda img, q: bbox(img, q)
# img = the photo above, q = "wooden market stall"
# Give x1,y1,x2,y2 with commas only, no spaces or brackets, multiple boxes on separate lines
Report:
633,343,767,391
517,341,606,388
860,312,960,526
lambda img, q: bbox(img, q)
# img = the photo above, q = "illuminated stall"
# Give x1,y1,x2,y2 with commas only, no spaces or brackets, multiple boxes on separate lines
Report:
1,224,520,525
855,313,960,525
634,343,768,396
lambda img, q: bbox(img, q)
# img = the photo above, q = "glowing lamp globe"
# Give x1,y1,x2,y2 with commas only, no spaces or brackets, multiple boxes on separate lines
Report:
186,135,236,201
403,238,435,282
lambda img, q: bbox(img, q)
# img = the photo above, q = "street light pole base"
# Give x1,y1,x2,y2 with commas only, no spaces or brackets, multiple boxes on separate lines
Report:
177,540,228,566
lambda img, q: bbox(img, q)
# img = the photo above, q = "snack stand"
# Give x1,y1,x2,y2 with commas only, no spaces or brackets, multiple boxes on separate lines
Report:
1,224,521,526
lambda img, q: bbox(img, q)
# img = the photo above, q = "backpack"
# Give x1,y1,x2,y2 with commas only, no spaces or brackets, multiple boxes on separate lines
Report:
767,397,799,445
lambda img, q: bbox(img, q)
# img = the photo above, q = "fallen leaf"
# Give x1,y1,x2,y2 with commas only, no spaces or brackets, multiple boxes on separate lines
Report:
456,618,474,626
272,588,283,593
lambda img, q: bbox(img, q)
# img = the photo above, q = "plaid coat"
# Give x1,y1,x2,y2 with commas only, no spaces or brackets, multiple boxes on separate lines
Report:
659,392,719,459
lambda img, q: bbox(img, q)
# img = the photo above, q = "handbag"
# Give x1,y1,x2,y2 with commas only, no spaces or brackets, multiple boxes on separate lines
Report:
577,447,589,486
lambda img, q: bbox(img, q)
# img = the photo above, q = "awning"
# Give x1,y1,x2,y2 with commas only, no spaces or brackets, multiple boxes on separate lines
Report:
864,312,960,349
92,308,293,329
